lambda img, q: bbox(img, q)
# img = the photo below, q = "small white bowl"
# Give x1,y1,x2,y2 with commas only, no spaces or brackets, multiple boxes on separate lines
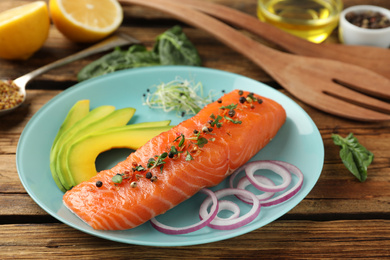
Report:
339,5,390,48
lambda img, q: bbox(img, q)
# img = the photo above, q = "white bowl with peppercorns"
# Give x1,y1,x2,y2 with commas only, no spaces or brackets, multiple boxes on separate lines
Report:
339,5,390,48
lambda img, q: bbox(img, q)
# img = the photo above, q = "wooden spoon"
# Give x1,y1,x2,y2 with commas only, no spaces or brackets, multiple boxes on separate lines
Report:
119,0,390,122
166,0,390,80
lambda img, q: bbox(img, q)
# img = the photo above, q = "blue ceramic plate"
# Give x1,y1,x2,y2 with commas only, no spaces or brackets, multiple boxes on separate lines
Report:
17,66,324,246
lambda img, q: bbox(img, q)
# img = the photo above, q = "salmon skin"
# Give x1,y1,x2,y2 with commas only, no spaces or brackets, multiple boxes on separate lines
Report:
63,90,286,230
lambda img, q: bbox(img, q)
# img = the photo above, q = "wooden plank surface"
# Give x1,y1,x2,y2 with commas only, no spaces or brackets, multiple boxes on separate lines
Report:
1,221,390,259
1,0,390,258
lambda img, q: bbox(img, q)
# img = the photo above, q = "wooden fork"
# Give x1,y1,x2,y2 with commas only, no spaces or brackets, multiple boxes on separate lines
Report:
167,0,390,80
119,0,390,122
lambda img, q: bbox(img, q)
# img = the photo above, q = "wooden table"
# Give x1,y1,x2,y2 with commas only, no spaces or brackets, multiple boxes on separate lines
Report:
1,0,390,258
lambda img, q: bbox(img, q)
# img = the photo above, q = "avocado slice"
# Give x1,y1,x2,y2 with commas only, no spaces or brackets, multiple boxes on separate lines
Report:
50,100,90,192
55,107,136,190
67,123,173,186
51,104,116,191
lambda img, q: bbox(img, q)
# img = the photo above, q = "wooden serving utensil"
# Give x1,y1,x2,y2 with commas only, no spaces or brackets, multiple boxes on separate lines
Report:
167,0,390,80
119,0,390,122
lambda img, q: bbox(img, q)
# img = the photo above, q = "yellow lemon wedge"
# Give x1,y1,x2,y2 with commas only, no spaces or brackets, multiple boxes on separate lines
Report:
49,0,123,43
0,1,50,60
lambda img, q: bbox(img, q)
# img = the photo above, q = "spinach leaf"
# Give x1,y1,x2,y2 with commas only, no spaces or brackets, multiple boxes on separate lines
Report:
153,25,202,66
77,26,201,81
77,45,160,81
332,133,374,182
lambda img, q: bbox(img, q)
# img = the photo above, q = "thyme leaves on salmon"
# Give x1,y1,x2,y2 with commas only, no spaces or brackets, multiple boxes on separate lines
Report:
147,152,168,170
224,115,242,124
112,173,124,184
111,90,265,187
210,114,223,128
220,104,237,110
133,165,146,172
185,151,194,161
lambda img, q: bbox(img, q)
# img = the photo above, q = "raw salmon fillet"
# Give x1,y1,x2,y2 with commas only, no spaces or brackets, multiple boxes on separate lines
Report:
63,90,286,230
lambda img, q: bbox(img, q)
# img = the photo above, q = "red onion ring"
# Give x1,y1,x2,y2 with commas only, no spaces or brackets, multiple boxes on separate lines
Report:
245,160,292,192
150,188,218,234
229,164,247,189
199,188,261,230
259,160,304,207
151,160,303,234
211,200,240,221
230,160,304,207
235,175,276,204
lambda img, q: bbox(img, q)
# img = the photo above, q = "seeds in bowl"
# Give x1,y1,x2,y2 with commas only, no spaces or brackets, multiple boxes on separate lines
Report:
0,80,24,110
345,10,390,29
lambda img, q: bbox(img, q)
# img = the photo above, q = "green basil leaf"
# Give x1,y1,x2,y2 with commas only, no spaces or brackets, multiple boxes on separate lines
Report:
332,133,374,182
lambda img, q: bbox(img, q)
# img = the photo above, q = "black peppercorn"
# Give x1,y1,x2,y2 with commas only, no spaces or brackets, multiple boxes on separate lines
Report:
228,109,235,117
96,181,103,188
146,172,152,179
239,96,246,103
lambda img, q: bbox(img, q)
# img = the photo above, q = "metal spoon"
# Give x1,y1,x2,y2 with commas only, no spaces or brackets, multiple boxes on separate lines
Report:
0,33,140,117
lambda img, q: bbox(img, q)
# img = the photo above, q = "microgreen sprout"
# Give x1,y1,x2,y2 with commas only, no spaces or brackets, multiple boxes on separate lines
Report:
143,78,214,117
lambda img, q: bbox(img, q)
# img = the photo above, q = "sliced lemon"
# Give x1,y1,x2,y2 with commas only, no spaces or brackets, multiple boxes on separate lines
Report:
0,1,50,60
49,0,123,43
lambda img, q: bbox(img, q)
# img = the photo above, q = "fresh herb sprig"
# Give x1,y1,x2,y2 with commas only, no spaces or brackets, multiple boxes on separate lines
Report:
147,152,168,170
210,114,223,128
332,133,374,182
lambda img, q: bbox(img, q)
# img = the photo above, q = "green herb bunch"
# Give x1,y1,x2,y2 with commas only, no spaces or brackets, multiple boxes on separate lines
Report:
77,26,202,81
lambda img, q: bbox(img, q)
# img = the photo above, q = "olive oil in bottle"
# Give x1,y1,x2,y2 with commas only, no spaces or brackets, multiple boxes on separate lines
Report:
257,0,343,43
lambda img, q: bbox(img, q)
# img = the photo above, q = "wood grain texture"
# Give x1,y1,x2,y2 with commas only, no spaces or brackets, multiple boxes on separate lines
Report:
0,221,390,259
1,0,390,258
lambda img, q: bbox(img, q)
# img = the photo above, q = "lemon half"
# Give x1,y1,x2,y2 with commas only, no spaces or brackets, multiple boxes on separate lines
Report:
49,0,123,43
0,1,50,60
